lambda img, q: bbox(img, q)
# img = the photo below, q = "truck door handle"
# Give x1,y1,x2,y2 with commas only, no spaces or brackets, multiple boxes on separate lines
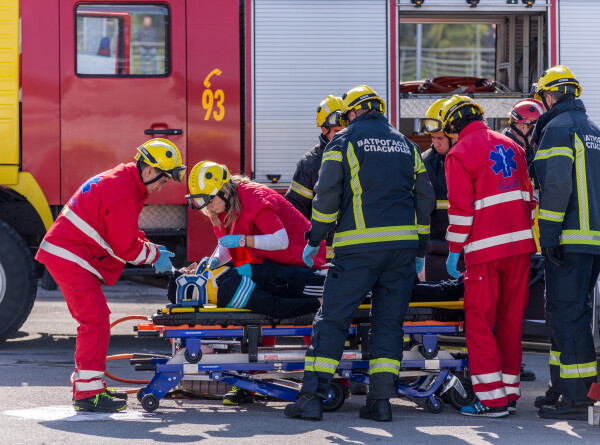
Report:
144,129,183,135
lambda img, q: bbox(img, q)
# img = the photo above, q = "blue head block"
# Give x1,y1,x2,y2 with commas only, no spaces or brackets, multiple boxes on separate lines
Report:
175,274,208,307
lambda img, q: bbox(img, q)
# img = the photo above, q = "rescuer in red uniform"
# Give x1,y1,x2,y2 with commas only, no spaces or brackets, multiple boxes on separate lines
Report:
36,138,186,413
442,96,537,418
186,160,327,405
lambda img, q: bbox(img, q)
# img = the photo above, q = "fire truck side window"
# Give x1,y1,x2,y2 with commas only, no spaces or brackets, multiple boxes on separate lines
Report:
76,3,170,77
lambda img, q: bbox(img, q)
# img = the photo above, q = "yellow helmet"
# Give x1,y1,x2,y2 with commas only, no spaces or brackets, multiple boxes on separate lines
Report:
316,95,344,128
533,65,582,101
419,98,447,134
340,85,386,126
186,161,231,210
440,95,484,136
134,138,186,182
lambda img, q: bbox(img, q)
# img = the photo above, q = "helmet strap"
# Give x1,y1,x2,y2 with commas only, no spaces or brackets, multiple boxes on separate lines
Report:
540,92,552,112
143,170,166,186
217,181,235,211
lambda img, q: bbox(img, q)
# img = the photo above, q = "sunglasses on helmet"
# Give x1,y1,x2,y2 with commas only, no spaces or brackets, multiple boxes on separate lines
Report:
185,193,215,211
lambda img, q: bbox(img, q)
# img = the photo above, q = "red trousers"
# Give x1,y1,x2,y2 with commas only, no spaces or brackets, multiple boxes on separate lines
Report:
45,257,111,399
464,253,530,407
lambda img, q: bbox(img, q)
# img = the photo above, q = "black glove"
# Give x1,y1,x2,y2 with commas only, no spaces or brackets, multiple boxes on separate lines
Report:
542,245,564,267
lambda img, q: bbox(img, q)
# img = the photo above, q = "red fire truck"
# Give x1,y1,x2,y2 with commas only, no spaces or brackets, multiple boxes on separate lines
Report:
1,0,597,341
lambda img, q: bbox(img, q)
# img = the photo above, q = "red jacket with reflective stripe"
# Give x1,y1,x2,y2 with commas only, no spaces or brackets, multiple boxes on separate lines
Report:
445,121,536,267
214,182,327,269
35,163,159,285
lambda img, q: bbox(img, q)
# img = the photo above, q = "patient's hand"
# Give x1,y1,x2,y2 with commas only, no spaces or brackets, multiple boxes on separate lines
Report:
179,262,198,275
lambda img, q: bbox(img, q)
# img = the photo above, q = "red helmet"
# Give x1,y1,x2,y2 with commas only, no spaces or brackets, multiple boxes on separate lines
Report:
508,99,544,125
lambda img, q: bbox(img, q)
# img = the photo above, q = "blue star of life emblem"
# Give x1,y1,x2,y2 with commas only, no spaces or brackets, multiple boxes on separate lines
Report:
81,174,104,194
489,144,517,179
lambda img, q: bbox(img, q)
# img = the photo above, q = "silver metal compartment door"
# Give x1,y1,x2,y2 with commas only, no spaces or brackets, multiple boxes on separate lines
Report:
559,0,600,123
253,0,388,186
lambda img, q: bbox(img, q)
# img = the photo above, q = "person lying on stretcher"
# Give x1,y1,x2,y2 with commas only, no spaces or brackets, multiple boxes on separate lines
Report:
168,259,326,319
167,258,466,318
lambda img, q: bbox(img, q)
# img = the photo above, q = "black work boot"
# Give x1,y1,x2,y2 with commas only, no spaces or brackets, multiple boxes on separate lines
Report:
106,388,128,400
538,400,591,421
73,391,127,413
520,364,536,382
284,393,323,420
359,399,392,422
534,389,561,408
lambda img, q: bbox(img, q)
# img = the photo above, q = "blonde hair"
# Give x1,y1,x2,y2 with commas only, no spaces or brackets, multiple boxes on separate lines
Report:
202,175,251,229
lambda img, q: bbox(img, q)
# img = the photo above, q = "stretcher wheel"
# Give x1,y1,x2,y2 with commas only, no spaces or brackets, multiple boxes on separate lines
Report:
141,394,159,412
137,387,146,403
419,344,439,359
445,378,476,410
425,395,444,414
184,348,202,363
323,380,346,412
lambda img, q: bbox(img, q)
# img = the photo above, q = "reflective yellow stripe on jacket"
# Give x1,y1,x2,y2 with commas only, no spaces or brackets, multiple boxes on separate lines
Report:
289,180,313,200
347,142,366,230
334,226,418,248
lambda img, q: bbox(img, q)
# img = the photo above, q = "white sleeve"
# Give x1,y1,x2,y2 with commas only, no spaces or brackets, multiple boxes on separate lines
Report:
216,244,232,264
252,228,289,251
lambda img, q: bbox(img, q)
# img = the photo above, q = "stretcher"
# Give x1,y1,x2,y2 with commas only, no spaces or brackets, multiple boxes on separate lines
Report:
132,301,473,414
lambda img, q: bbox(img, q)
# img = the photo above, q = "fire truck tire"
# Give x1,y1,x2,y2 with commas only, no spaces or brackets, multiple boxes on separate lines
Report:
0,220,37,343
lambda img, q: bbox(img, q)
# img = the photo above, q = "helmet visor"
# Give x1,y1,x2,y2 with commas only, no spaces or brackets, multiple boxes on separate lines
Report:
186,193,214,211
165,165,187,182
324,110,342,127
419,118,443,134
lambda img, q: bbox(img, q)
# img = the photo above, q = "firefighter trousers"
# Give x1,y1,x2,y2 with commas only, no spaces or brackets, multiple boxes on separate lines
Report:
45,257,111,400
301,248,416,400
544,252,600,404
464,253,530,408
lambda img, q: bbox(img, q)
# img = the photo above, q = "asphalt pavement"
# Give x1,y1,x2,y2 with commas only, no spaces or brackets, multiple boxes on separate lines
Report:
1,279,599,444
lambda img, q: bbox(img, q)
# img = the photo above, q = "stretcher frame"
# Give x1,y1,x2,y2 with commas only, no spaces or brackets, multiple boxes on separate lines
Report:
132,302,471,413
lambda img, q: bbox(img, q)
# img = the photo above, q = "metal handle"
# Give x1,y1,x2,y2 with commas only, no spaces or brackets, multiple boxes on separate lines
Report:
144,129,183,135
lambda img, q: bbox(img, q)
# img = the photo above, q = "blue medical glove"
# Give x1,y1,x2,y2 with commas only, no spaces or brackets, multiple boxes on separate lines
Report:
303,243,320,268
415,257,425,274
154,246,175,274
198,256,219,271
446,252,461,279
218,234,242,248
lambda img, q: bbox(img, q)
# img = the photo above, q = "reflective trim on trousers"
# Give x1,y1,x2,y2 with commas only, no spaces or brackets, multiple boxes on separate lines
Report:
305,356,338,374
559,362,598,379
369,358,401,375
549,350,561,366
475,387,507,401
471,371,502,385
502,373,520,385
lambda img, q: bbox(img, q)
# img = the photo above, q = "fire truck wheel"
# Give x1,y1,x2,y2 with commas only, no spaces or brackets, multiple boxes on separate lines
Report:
0,220,37,343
